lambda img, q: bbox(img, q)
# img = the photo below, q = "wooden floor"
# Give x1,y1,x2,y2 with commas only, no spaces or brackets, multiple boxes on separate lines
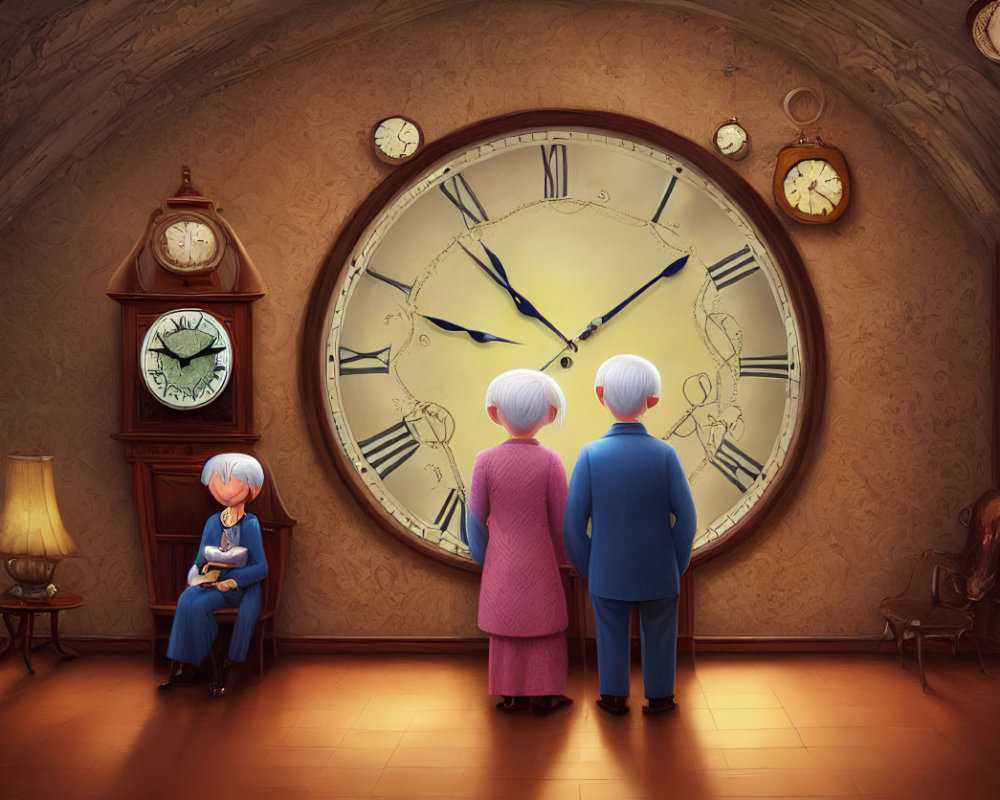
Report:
1,646,999,799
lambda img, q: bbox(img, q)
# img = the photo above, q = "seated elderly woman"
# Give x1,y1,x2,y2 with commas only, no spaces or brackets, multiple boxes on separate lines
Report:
159,452,268,696
467,368,572,715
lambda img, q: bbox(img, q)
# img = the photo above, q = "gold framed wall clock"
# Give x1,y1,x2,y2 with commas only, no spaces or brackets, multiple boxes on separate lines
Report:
303,110,825,570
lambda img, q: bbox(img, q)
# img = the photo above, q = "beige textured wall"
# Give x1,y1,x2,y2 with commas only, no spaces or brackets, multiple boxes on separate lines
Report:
0,1,990,640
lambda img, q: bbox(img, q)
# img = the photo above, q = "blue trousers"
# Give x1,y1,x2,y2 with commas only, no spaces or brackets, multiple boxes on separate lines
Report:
591,594,679,699
166,584,260,665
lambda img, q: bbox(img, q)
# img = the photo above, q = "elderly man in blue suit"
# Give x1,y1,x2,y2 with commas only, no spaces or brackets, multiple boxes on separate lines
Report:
565,354,696,715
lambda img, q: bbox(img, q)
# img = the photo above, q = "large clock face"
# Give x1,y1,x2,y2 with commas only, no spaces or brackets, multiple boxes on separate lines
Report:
307,112,823,569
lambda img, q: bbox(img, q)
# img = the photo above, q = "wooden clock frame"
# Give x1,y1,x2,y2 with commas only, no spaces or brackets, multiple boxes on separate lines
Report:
302,109,827,577
108,169,293,666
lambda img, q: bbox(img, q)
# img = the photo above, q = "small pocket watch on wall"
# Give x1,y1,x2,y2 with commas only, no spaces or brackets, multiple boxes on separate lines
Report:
713,118,750,161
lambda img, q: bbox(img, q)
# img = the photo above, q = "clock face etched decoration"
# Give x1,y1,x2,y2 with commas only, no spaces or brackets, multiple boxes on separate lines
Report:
305,111,824,569
140,308,233,410
152,212,224,274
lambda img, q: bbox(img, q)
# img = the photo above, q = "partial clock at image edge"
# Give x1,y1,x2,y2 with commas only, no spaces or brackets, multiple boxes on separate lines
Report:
303,109,827,572
968,0,1000,63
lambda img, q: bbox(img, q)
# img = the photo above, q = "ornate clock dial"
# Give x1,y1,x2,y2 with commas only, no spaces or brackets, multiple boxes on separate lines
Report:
713,119,750,160
307,111,823,569
373,116,423,163
140,308,233,409
782,159,843,216
153,213,223,274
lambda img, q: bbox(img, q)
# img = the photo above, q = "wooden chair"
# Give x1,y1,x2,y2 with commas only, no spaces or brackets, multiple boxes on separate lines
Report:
879,549,987,690
139,459,294,679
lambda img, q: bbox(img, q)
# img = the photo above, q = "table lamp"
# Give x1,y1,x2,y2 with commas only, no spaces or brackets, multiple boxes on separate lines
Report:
0,455,79,599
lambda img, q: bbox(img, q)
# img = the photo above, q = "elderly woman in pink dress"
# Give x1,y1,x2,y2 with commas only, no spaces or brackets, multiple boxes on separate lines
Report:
466,368,572,715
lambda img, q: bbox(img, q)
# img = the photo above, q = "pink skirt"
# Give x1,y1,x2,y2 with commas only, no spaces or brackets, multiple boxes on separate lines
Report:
488,632,567,696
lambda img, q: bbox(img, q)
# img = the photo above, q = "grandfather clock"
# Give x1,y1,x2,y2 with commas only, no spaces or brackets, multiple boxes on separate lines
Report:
108,168,292,667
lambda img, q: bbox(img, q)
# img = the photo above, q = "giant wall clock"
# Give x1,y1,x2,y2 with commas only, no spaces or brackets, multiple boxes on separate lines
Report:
304,110,825,571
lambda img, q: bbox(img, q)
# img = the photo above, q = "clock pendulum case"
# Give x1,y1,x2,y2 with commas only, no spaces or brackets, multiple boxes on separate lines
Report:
303,111,826,590
108,167,293,662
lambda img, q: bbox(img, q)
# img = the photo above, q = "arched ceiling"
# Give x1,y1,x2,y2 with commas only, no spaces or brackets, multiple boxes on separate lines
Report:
2,0,999,239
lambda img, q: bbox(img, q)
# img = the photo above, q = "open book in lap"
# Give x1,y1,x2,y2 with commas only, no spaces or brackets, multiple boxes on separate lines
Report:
185,546,249,586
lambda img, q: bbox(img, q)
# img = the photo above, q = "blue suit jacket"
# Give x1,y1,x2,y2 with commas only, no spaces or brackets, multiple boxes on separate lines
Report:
564,422,696,601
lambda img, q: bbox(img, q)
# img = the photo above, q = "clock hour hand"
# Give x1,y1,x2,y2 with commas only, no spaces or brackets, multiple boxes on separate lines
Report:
458,242,577,351
575,255,689,341
182,343,227,368
419,314,522,345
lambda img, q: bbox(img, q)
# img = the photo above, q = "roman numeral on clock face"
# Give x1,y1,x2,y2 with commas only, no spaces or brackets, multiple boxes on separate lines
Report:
358,421,420,479
541,145,568,198
433,488,467,539
711,438,764,493
739,355,791,379
651,175,678,224
440,174,488,228
336,346,391,375
707,245,760,290
367,268,414,297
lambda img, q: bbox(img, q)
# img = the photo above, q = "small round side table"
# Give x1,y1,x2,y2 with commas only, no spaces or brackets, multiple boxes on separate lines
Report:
0,590,84,675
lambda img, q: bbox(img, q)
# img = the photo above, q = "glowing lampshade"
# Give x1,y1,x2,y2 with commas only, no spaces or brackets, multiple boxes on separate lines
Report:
0,455,78,598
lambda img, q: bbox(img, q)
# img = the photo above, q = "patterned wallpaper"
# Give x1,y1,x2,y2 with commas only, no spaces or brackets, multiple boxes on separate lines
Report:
0,2,990,640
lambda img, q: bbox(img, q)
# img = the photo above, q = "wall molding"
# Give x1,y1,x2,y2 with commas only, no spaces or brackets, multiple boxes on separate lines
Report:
61,634,923,656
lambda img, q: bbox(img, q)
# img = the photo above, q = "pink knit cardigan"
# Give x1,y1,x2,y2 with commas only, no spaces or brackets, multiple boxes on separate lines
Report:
468,438,569,637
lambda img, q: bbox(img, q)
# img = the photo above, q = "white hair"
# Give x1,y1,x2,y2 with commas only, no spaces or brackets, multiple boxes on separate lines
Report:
201,453,265,490
594,354,661,417
485,369,567,430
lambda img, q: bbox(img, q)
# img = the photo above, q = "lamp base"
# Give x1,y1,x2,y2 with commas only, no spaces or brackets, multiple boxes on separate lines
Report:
5,558,60,599
7,582,58,599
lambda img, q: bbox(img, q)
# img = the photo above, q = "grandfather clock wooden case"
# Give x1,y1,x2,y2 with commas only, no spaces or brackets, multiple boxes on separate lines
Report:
108,169,292,666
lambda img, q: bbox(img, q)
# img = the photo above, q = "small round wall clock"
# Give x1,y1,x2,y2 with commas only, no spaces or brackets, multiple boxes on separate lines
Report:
140,308,233,409
305,110,824,569
151,212,224,274
773,140,851,224
372,116,423,163
712,118,750,160
968,0,1000,63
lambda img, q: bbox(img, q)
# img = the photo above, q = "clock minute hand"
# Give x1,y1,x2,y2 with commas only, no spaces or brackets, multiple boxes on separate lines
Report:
419,314,522,345
576,255,689,341
458,242,577,351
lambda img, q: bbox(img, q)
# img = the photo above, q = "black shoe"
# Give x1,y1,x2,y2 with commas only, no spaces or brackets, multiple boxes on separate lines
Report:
159,661,197,689
531,695,573,716
596,694,629,716
642,696,677,715
495,695,531,713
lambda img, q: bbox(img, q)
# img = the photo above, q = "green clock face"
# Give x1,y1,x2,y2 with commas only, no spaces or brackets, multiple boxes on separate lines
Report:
140,308,233,409
308,112,823,568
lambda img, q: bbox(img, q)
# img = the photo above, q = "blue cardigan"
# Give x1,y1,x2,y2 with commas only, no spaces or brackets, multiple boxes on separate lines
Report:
564,422,696,601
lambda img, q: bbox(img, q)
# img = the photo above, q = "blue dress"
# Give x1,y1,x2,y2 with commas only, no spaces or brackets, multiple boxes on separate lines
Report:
166,513,268,665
